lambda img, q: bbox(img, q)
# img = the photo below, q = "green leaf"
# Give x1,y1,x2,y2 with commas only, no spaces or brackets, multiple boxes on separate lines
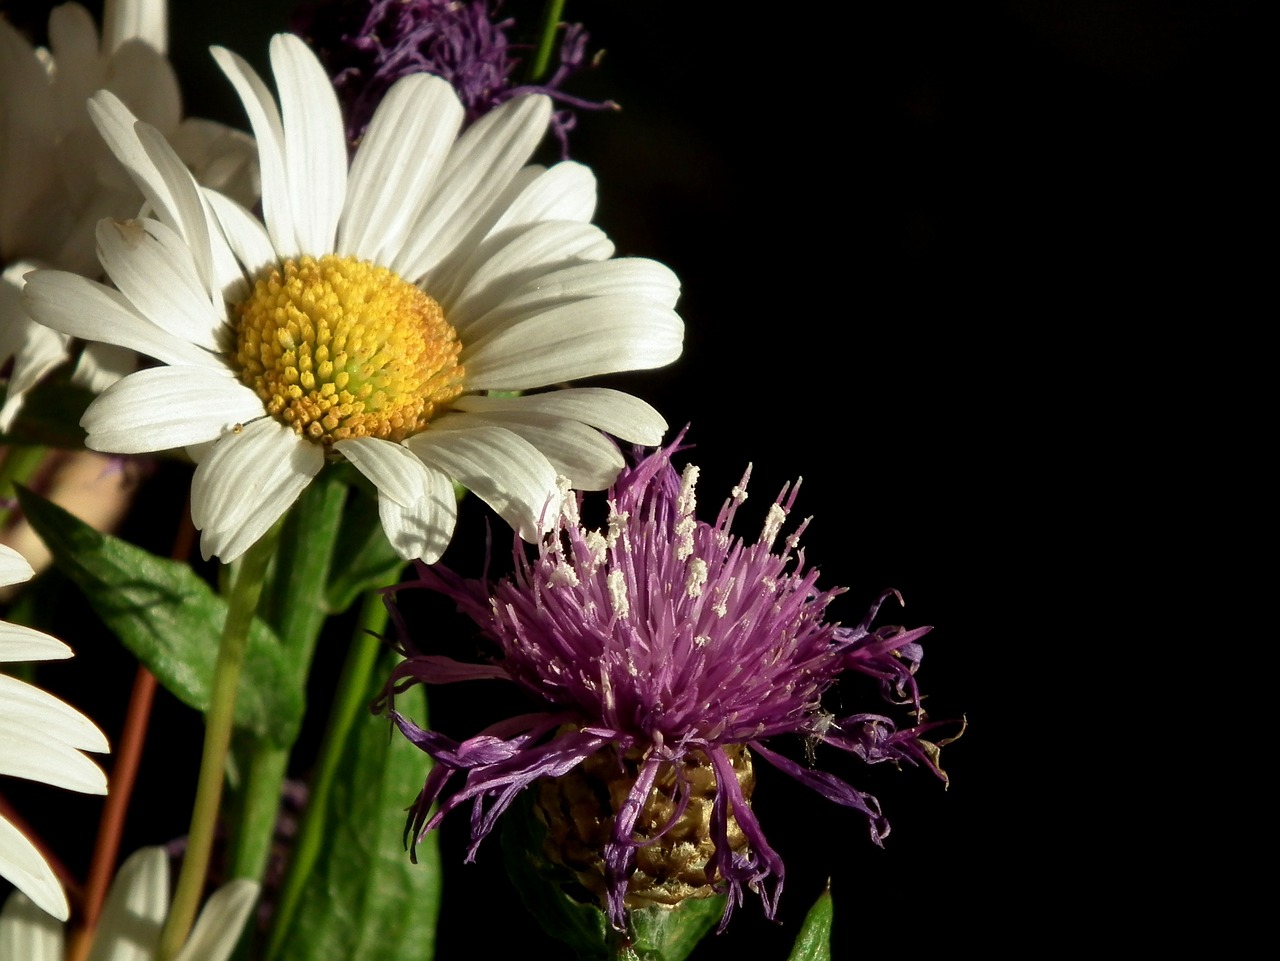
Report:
271,651,441,961
16,486,304,745
324,487,408,613
629,899,725,961
786,884,834,961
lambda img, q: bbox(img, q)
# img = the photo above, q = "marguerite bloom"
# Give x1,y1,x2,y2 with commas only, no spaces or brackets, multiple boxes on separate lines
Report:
0,0,258,430
23,33,681,563
0,544,108,921
379,434,959,928
0,846,258,961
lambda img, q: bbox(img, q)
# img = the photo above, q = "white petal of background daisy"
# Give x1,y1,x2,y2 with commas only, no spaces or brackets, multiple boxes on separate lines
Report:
0,0,258,431
0,545,108,921
0,847,258,961
25,33,681,563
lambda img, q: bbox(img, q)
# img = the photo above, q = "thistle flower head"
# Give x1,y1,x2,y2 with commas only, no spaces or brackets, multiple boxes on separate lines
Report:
294,0,615,154
381,431,958,928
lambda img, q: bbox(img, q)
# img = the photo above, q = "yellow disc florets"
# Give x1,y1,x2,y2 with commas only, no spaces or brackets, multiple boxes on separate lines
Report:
234,254,465,444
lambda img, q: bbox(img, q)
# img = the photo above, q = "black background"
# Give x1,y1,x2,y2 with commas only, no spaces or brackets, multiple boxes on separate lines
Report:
2,1,1264,957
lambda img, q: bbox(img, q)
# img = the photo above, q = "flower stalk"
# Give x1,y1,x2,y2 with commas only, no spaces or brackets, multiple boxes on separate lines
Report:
157,522,282,961
226,473,347,884
529,0,568,80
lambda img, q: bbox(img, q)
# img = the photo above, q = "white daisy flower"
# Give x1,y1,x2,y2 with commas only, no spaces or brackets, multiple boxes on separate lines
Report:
0,846,258,961
24,33,682,563
0,0,258,431
0,544,108,921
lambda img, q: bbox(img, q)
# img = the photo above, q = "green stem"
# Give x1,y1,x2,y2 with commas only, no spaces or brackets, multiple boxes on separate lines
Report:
529,0,567,81
226,475,346,883
264,587,394,961
156,524,281,961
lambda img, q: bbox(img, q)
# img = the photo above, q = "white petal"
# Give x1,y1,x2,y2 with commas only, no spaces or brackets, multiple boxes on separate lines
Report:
189,419,324,562
173,880,259,961
211,45,295,256
22,270,220,370
270,34,346,255
332,437,426,508
462,296,684,390
487,161,598,232
0,623,70,663
0,891,65,959
86,92,182,227
105,45,181,147
81,367,262,454
0,546,36,589
0,819,68,922
0,673,109,754
86,847,167,961
392,95,552,280
432,411,623,490
0,268,71,431
71,342,138,395
94,218,222,351
0,724,108,795
376,463,457,564
170,119,260,208
85,94,216,286
455,388,668,445
407,426,558,542
133,122,220,293
442,221,613,335
204,189,276,280
340,73,464,263
102,0,168,55
482,258,683,324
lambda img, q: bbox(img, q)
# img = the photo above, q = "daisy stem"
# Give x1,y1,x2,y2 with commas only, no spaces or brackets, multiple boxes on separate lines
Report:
156,523,281,961
226,474,346,884
264,586,392,961
529,0,567,81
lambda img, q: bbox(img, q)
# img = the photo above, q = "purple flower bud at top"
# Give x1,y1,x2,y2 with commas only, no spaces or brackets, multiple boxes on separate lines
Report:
292,0,617,155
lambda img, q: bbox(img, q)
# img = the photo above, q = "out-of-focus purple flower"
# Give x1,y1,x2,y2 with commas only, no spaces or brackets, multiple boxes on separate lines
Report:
293,0,616,156
379,432,959,929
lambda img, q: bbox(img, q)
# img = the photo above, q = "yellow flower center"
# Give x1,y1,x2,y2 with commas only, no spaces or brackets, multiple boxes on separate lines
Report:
234,255,464,444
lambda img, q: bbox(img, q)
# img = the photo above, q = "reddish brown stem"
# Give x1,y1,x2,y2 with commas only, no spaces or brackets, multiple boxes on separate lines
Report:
66,505,196,961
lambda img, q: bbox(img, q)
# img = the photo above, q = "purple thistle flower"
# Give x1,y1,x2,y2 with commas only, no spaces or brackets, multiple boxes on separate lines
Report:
378,431,959,929
293,0,616,156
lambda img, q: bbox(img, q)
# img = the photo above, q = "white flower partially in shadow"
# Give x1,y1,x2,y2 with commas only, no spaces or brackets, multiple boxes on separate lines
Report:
0,0,258,430
0,846,258,961
0,544,107,920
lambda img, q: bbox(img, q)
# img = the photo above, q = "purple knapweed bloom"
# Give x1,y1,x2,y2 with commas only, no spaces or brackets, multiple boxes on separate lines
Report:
379,433,958,929
293,0,615,155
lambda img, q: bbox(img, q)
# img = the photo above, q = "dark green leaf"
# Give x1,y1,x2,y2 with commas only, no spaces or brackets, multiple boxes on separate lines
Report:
16,486,303,744
786,884,834,961
271,651,441,961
